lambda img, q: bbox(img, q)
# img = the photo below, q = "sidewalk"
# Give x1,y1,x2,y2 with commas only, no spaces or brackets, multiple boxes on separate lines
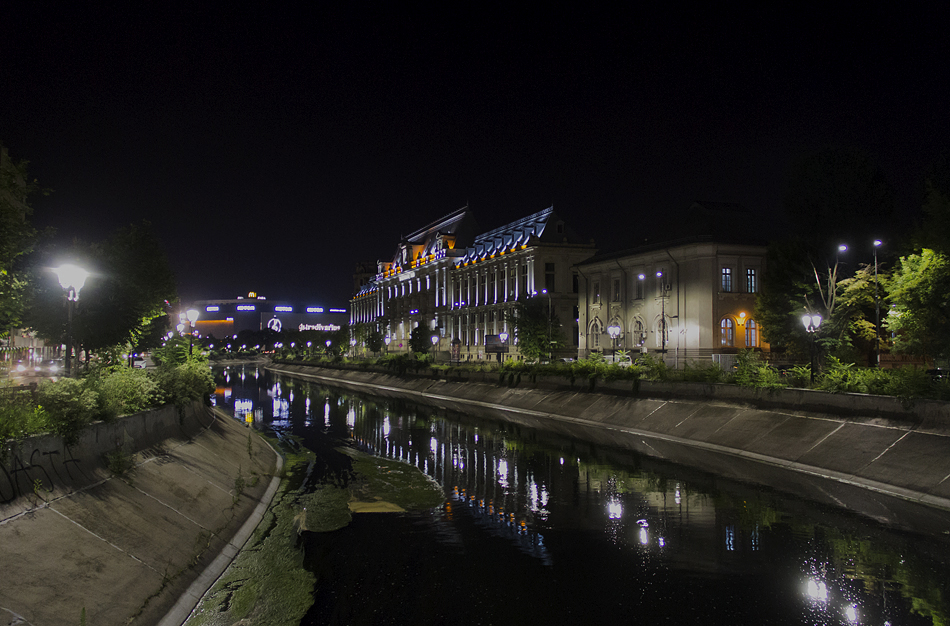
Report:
0,405,280,626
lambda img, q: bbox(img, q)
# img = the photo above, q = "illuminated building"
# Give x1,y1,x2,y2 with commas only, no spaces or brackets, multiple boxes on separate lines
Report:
577,203,768,366
187,292,349,338
351,206,596,360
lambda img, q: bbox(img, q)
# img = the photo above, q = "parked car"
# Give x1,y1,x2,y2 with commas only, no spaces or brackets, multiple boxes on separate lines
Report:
133,357,147,368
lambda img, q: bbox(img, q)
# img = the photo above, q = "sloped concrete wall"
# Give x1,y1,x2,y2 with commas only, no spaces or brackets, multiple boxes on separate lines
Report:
0,402,214,515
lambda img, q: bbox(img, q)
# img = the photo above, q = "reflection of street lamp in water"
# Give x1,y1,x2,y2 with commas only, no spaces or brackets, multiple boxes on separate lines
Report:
52,264,90,378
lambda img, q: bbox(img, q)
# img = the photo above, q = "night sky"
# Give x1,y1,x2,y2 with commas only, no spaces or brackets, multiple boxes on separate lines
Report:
2,5,948,306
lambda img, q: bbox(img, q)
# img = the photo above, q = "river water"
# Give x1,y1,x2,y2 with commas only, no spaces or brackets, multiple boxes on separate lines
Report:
213,364,950,626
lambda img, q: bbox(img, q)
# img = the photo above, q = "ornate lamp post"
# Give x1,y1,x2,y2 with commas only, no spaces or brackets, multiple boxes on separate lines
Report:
186,308,200,355
607,324,621,360
52,263,90,378
430,333,439,360
802,313,822,384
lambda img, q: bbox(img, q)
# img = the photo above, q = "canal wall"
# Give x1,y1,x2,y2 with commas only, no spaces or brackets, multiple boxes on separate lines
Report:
0,403,282,626
269,363,950,537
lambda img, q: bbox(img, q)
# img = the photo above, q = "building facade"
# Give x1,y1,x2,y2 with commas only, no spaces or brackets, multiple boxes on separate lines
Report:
188,293,349,339
351,206,596,360
576,238,768,366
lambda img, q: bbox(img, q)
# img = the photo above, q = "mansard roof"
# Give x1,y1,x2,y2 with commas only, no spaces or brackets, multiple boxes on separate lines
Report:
456,206,586,265
384,205,481,266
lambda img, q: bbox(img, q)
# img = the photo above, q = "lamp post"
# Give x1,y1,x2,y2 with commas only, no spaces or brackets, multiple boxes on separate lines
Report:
431,333,439,360
607,324,621,361
52,263,90,378
802,313,822,384
325,339,332,355
656,271,667,354
873,239,882,367
186,308,199,355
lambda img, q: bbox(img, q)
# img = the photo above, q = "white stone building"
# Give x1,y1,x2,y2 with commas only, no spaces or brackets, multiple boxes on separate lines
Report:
351,205,596,360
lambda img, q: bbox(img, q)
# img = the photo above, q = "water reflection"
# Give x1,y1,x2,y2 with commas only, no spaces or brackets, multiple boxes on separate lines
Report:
214,366,948,625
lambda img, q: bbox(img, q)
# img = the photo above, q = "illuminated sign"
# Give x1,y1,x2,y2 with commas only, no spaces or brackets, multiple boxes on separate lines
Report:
226,317,234,321
237,305,256,311
329,308,347,313
266,317,283,332
298,323,342,332
206,305,220,312
306,307,324,313
274,306,293,312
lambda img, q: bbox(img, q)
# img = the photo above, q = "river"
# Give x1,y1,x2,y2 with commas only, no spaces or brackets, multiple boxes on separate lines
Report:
213,363,949,625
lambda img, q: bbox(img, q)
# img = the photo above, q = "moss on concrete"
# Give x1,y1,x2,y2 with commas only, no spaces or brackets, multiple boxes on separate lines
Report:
185,437,444,626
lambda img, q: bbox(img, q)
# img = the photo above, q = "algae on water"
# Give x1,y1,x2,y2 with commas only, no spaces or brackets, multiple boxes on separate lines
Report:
185,440,445,626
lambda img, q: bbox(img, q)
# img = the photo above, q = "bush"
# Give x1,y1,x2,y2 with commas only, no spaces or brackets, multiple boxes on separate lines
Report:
733,350,784,390
150,361,215,414
96,368,161,420
0,393,48,443
36,378,99,446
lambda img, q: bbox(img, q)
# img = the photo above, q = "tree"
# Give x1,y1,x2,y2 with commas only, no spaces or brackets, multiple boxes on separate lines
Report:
24,222,177,355
408,325,432,355
506,298,563,363
0,143,42,331
886,249,950,361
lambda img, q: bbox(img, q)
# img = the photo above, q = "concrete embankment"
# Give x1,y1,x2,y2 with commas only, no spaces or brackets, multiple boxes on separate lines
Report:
0,402,281,626
269,363,950,538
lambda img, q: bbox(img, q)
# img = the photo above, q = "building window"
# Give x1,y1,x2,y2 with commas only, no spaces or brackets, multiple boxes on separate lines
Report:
545,262,556,292
746,268,757,293
745,319,758,347
592,281,601,304
721,317,735,346
633,320,644,345
722,267,733,292
521,263,528,295
572,272,579,294
509,266,517,297
612,278,621,302
635,276,644,300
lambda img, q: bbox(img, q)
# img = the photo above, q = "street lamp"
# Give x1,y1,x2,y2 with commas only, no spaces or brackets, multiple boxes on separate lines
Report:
873,239,883,367
607,324,621,360
657,271,667,354
186,308,199,355
802,313,822,383
51,263,90,378
431,333,439,360
325,339,332,354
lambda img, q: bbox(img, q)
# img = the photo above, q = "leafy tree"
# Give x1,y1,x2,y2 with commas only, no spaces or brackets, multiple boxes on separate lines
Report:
0,143,43,331
506,298,563,363
24,222,176,356
365,328,383,355
408,325,433,354
886,249,950,361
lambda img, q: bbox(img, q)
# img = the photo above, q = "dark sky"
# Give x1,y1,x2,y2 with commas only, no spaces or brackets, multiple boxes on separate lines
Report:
3,4,948,306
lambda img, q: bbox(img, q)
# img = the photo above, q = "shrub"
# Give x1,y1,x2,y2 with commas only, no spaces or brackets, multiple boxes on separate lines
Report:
733,350,784,390
150,361,215,415
0,393,48,443
36,378,99,446
96,368,161,420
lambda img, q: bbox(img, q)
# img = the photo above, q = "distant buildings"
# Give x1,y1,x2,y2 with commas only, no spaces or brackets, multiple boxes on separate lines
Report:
351,206,596,360
352,202,769,365
188,293,349,339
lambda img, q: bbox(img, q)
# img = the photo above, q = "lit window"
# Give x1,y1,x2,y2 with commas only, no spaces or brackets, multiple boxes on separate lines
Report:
721,318,734,346
746,268,757,293
722,267,733,292
745,319,758,347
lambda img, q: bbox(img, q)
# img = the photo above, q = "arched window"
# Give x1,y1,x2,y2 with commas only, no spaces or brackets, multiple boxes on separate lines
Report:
633,320,644,346
721,317,735,347
745,319,758,348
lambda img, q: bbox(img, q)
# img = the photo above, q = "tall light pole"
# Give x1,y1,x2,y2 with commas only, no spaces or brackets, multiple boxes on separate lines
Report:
52,264,90,378
802,313,822,384
607,324,621,360
873,239,883,367
657,271,667,354
186,308,200,355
